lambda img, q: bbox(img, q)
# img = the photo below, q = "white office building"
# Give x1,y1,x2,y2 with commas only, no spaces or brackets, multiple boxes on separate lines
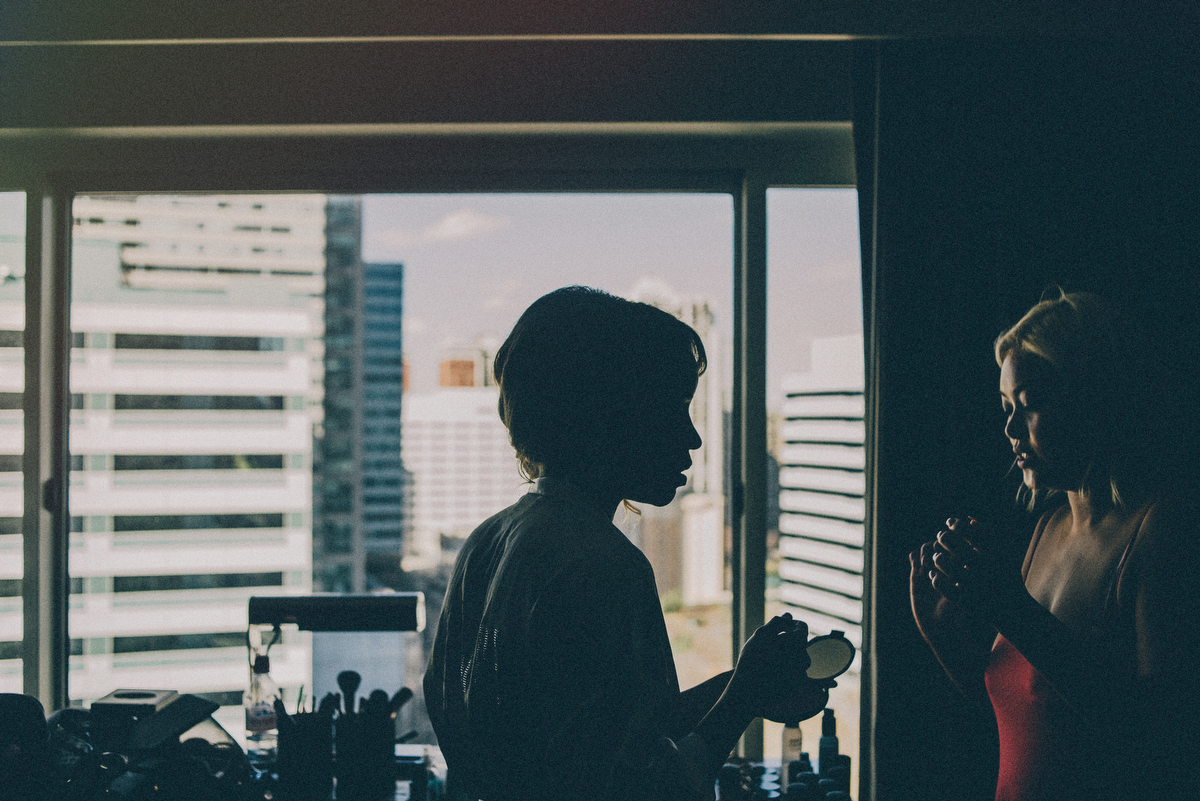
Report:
628,278,728,607
0,195,326,717
777,334,865,651
400,387,525,569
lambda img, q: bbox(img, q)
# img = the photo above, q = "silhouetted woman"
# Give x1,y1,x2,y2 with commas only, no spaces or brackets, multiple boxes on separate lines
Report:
910,292,1199,801
426,286,823,801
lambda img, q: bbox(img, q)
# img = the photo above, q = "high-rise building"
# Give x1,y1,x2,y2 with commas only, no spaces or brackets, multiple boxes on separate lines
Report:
627,278,728,607
400,381,524,571
0,233,29,692
2,194,332,720
313,197,408,593
777,334,865,650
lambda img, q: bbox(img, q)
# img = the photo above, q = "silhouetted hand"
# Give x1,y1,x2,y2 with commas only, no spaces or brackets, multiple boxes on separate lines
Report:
728,614,826,722
910,537,969,649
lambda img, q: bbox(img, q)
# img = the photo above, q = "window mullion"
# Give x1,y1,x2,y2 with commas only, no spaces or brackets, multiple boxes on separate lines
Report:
22,190,72,711
733,174,768,759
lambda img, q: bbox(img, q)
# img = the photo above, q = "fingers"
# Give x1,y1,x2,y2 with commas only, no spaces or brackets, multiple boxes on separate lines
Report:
764,613,808,640
938,517,979,555
931,545,970,580
738,614,812,679
934,518,978,575
909,540,933,568
911,518,982,603
759,614,793,639
928,566,962,603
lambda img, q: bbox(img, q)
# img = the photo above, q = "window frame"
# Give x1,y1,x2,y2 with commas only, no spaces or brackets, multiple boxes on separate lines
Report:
14,122,856,757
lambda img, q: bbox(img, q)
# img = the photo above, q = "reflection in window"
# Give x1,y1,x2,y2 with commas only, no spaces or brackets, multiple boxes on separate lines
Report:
113,632,245,652
112,513,285,532
114,394,285,411
113,573,284,593
113,454,284,470
113,334,285,351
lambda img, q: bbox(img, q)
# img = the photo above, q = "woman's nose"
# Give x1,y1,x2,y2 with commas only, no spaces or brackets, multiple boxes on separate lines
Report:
1004,411,1024,442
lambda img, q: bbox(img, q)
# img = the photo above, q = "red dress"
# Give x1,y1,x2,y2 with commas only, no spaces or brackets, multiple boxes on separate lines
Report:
985,634,1094,801
983,506,1148,801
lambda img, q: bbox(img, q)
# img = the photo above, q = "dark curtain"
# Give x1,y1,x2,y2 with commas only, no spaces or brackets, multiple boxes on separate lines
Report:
854,38,1200,801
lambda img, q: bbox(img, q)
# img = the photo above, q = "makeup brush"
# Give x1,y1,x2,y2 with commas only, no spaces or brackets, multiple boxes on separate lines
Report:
337,670,361,716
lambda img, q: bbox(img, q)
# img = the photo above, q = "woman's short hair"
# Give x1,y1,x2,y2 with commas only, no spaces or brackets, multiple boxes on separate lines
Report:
494,286,706,481
994,290,1149,508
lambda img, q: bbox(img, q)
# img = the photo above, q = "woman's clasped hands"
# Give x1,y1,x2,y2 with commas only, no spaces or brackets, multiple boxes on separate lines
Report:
916,517,1028,624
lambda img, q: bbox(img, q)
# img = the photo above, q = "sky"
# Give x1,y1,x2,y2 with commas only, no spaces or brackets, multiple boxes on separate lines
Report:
0,189,862,407
361,190,862,405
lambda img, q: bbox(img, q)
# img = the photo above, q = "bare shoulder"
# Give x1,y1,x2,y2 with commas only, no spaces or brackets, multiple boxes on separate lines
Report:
1130,492,1200,557
1117,492,1200,616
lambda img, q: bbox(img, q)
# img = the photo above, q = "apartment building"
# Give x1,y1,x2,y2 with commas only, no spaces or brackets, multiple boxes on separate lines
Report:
777,334,865,650
400,377,524,571
0,195,329,714
627,278,728,608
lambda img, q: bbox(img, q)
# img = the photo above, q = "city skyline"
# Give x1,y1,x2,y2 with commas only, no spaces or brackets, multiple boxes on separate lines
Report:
1,190,862,409
1,190,863,752
361,191,861,406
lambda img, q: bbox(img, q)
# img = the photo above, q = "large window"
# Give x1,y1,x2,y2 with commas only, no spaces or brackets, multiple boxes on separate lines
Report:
13,127,860,761
363,194,736,705
57,187,862,756
64,191,739,743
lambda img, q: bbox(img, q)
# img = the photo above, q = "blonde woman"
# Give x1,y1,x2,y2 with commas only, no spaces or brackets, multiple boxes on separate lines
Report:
910,292,1199,801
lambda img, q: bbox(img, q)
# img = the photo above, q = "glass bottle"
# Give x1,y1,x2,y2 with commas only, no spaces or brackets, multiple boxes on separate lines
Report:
244,654,280,769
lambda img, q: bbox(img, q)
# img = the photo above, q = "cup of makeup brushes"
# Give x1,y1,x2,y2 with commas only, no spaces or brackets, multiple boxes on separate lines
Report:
277,711,333,801
334,701,394,801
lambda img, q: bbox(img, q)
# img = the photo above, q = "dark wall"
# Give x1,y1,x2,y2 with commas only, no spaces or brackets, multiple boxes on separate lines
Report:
858,39,1200,801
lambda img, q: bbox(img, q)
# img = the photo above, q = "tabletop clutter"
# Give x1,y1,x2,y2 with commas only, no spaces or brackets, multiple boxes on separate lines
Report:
3,612,856,800
0,670,437,801
2,686,851,801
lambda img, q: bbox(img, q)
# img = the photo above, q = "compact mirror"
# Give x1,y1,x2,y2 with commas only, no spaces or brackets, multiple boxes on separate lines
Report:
805,631,855,682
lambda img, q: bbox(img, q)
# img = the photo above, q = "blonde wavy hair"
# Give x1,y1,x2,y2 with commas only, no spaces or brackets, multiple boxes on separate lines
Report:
994,291,1144,510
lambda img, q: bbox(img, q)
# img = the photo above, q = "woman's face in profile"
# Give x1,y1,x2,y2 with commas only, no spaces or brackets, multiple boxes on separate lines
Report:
613,388,703,507
999,351,1089,493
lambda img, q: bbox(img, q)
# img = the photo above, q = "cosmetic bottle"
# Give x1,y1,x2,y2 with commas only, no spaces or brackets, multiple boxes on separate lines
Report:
817,708,839,777
782,719,803,767
244,655,280,769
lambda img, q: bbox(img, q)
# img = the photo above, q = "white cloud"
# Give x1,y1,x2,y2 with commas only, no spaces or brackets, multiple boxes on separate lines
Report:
425,208,510,242
365,207,510,254
482,278,521,311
